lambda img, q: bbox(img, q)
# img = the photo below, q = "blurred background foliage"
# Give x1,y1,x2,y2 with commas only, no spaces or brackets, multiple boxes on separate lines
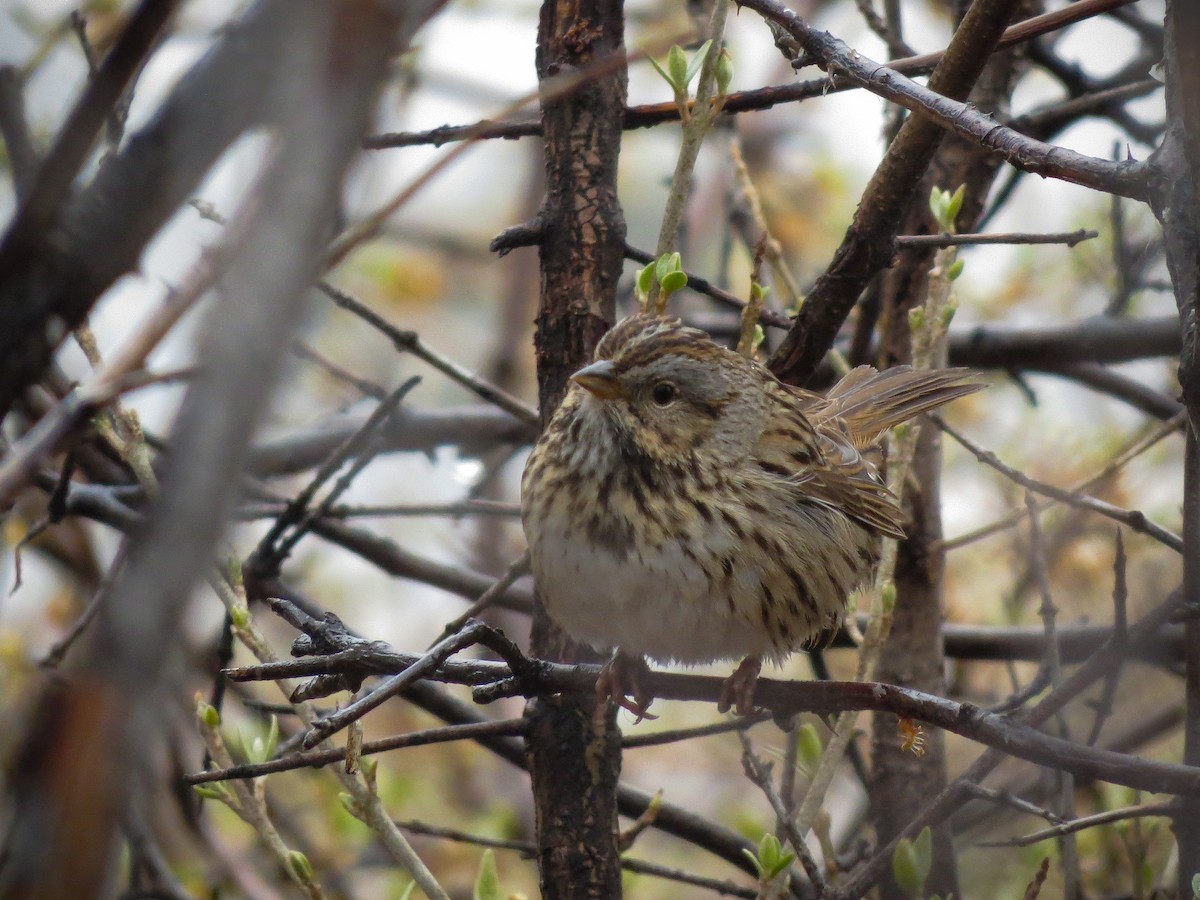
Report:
0,0,1180,896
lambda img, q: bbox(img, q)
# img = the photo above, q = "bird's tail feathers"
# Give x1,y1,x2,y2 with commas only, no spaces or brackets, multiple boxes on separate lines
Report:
821,366,984,447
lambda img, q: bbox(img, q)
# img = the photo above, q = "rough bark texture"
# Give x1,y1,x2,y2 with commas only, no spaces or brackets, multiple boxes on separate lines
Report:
525,1,628,896
867,9,1034,896
1158,0,1200,891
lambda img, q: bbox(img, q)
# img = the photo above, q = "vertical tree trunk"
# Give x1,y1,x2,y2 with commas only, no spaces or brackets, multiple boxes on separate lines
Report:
525,2,628,896
1157,1,1200,891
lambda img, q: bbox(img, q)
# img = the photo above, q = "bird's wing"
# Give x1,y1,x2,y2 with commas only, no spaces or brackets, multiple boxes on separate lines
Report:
751,391,906,539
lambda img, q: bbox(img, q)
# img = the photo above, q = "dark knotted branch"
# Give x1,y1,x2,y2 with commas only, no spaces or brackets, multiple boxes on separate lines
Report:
221,596,1200,798
252,582,773,888
743,0,1151,201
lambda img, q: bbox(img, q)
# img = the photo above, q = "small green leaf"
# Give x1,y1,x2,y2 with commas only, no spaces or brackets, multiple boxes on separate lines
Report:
685,39,714,86
941,298,959,327
668,45,689,91
655,251,681,282
648,55,674,89
893,838,922,897
287,850,313,881
361,754,378,788
660,270,688,296
908,306,926,331
880,581,897,612
1191,871,1200,898
741,847,767,877
226,556,244,588
200,702,220,729
750,324,765,355
264,715,279,760
715,47,733,95
229,605,250,629
945,185,965,226
339,792,361,817
912,826,933,888
474,849,501,900
636,263,655,301
796,722,823,770
947,259,964,282
929,187,947,228
756,833,794,877
193,783,227,802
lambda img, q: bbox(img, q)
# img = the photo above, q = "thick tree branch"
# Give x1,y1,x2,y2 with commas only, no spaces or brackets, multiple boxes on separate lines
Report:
759,0,1022,383
224,624,1200,798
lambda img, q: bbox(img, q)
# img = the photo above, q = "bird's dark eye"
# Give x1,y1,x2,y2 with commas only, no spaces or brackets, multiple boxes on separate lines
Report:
651,382,678,406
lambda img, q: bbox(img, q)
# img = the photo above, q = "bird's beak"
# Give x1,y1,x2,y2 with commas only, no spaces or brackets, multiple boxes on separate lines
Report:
571,359,623,400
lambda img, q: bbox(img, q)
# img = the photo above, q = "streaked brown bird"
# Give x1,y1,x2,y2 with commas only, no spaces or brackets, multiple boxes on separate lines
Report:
521,314,982,715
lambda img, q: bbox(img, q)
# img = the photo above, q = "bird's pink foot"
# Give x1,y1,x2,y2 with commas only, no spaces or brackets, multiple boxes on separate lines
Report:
718,655,763,716
596,651,657,721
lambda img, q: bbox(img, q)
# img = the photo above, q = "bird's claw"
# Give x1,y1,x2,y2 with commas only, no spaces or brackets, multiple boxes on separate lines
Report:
596,652,657,722
718,655,762,716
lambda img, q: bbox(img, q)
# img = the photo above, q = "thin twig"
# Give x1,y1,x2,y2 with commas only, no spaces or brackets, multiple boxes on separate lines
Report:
976,800,1177,848
935,413,1183,553
186,719,528,784
652,0,731,287
434,551,531,642
895,229,1098,247
252,378,422,573
622,714,771,748
960,783,1066,825
739,732,827,893
317,281,538,426
1024,494,1080,897
1086,530,1128,746
301,619,534,748
945,411,1186,550
624,243,792,328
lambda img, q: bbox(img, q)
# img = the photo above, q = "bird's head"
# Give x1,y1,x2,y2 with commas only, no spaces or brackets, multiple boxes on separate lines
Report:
568,315,768,463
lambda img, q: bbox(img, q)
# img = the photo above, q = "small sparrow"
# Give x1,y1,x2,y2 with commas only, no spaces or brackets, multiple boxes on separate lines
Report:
521,314,981,715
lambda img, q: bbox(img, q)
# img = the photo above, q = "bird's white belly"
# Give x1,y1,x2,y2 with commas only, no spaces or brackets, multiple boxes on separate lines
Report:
532,528,777,665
